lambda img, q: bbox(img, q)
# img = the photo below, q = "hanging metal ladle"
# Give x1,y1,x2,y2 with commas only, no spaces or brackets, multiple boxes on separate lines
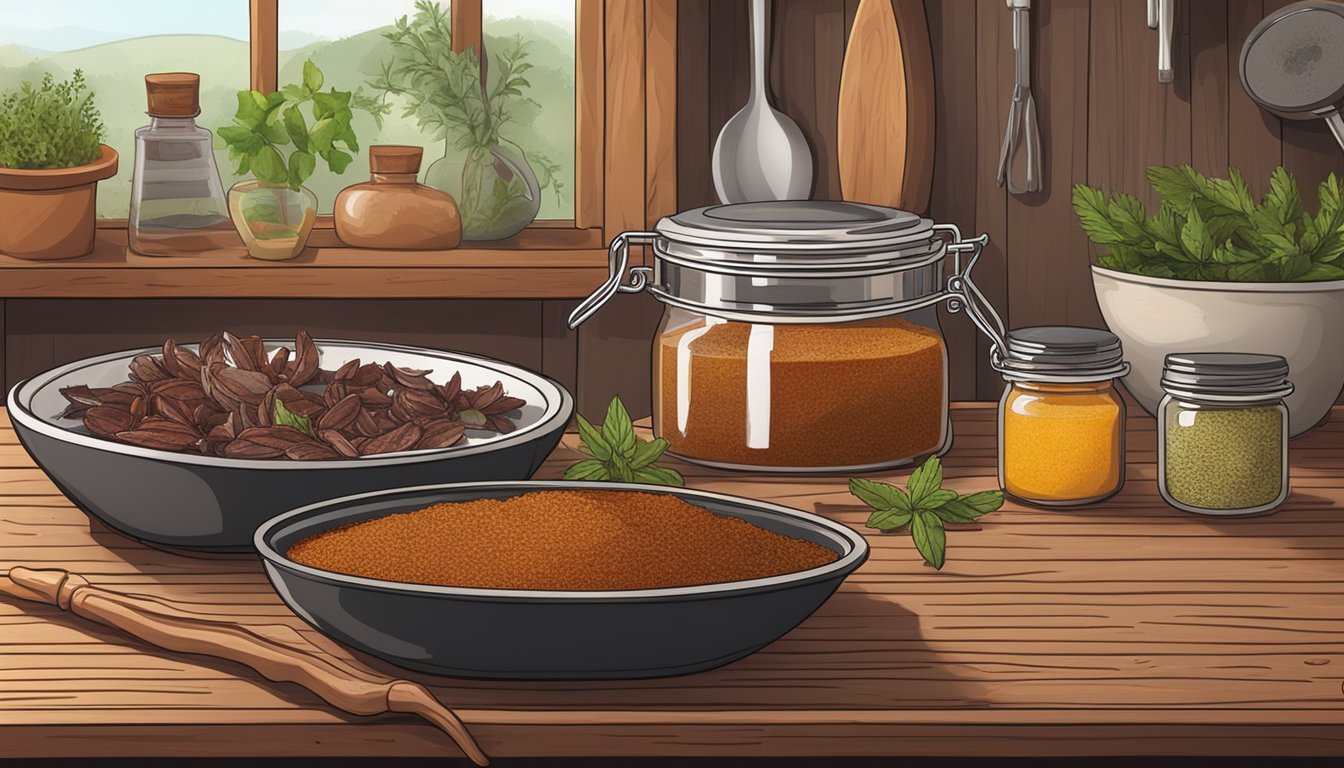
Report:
1240,0,1344,153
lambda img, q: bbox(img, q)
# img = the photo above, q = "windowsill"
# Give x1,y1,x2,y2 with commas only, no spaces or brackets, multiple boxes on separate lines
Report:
0,224,610,299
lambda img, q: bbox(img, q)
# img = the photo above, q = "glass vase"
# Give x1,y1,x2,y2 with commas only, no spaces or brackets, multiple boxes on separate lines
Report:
424,141,540,241
226,180,318,261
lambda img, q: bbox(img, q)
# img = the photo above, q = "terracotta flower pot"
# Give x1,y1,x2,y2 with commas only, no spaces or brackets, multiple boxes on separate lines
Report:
0,144,119,261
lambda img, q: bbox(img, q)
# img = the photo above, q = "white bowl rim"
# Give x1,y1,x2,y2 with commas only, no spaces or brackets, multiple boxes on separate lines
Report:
1091,264,1344,293
6,339,573,471
254,480,871,602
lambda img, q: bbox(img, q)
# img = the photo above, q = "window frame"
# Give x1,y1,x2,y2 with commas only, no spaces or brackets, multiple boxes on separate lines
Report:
96,0,676,251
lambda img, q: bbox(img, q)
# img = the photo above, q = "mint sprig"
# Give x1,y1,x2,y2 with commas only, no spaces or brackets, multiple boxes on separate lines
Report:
564,397,684,486
850,456,1003,570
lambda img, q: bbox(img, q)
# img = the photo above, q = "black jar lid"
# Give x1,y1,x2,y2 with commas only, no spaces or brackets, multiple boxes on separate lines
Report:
994,326,1128,381
1161,352,1292,398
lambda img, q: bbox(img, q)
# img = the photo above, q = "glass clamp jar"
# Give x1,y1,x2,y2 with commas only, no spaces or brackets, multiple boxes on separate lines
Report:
992,327,1130,506
1158,353,1293,516
568,200,1005,474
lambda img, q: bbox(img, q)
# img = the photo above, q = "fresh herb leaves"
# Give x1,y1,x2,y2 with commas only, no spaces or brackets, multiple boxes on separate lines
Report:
0,70,103,170
273,399,312,436
218,59,387,191
850,456,1004,570
1073,165,1344,282
564,397,684,486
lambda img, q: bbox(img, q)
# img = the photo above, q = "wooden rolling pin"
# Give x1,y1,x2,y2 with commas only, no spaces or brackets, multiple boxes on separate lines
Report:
0,566,488,766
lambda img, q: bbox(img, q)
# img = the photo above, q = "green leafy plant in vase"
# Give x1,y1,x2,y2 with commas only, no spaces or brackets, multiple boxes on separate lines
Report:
0,70,117,260
219,60,383,260
369,0,564,241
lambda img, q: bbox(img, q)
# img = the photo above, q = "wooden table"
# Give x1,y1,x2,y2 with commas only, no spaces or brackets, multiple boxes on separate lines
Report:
2,404,1343,760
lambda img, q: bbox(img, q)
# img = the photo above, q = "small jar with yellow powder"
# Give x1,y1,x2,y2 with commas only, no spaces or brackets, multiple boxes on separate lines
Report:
994,327,1129,506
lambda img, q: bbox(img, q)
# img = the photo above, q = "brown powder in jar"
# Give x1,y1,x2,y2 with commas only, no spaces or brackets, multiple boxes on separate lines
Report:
286,490,838,590
655,316,946,468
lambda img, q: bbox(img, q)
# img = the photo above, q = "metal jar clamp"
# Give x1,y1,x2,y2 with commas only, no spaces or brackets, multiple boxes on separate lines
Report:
567,220,1008,358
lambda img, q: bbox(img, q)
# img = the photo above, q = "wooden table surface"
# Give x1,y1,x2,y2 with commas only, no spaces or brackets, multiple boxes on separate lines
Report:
2,404,1344,760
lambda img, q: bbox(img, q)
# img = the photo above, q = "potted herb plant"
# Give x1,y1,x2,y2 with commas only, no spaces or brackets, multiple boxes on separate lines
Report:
218,60,381,260
0,71,117,261
1074,166,1344,436
369,1,564,241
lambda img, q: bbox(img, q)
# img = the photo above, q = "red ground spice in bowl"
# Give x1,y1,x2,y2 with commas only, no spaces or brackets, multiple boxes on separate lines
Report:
285,489,839,591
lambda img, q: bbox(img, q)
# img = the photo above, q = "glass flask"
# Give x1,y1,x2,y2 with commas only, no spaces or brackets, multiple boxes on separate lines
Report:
128,73,234,255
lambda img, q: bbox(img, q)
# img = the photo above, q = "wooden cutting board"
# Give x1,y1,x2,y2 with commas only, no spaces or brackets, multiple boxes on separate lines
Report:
837,0,936,214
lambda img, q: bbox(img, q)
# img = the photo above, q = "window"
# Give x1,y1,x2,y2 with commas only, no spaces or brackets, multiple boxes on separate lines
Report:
276,0,575,218
1,0,673,250
0,2,250,219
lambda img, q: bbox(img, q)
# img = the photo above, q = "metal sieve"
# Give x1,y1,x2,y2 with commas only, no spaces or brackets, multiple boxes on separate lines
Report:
1239,0,1344,152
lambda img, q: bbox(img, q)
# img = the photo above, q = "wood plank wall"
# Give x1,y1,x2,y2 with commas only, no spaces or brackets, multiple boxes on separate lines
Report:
677,0,1344,400
6,1,1344,417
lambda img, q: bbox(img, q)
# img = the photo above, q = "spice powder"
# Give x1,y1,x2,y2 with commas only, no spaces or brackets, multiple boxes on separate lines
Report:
286,490,839,591
1001,383,1124,503
655,316,946,468
1164,406,1284,510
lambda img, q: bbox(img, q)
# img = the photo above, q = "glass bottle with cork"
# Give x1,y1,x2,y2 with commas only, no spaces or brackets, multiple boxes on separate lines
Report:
129,73,235,255
994,327,1130,506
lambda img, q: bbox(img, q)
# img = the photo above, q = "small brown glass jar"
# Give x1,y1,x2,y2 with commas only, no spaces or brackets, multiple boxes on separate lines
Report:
334,146,462,249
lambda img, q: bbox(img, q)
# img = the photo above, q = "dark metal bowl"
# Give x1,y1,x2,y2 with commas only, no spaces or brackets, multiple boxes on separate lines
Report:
255,481,869,680
8,341,573,552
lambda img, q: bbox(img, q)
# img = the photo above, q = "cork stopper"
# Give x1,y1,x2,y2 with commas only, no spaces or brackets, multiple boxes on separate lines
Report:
145,73,201,117
369,145,424,175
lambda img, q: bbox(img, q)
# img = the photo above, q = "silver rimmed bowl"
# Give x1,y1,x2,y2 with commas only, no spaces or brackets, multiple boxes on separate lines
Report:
255,481,869,680
8,340,573,551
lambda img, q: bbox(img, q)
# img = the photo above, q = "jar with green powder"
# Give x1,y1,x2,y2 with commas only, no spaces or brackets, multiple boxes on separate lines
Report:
1158,353,1293,516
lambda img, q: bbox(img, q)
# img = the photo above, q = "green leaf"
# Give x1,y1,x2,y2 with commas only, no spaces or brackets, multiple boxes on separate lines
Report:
280,83,310,104
321,147,353,174
932,500,985,524
273,399,311,436
955,490,1007,515
602,397,637,458
906,455,944,507
1146,164,1206,214
1178,205,1211,262
867,509,912,531
1300,262,1344,280
1072,185,1127,245
849,478,912,514
234,90,268,129
910,510,947,570
632,466,685,487
217,125,262,153
302,59,324,92
287,150,316,189
917,488,959,511
282,106,309,152
574,413,612,461
609,452,634,483
308,117,339,152
250,145,287,185
563,458,610,481
629,437,669,469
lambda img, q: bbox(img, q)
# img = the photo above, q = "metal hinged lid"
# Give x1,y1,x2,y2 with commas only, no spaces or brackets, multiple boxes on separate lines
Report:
657,201,935,261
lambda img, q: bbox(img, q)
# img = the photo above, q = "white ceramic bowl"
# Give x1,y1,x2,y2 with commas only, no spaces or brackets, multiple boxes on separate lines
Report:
1092,265,1344,436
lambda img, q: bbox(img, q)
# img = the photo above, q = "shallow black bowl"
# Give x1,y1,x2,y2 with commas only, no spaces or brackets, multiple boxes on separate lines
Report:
255,481,869,680
8,340,572,552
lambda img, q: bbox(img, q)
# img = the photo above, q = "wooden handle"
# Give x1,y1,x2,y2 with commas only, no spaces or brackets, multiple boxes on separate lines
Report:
0,567,488,766
837,0,935,213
